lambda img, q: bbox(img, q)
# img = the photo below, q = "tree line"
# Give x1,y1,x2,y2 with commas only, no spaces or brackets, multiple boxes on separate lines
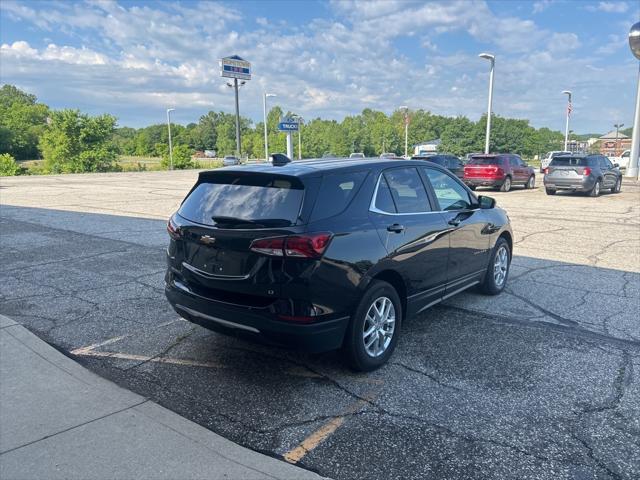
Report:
1,83,615,176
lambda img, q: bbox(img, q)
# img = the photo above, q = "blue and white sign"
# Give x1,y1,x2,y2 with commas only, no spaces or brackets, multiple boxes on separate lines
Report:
220,55,251,80
278,118,299,132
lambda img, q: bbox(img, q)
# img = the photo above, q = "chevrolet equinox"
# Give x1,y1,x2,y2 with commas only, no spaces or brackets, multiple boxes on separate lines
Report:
165,157,513,371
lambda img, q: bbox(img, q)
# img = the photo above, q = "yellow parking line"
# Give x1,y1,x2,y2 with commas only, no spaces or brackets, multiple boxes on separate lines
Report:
283,393,377,464
73,349,224,368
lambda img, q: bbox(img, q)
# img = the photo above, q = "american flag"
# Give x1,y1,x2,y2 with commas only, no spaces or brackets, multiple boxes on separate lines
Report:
567,101,572,116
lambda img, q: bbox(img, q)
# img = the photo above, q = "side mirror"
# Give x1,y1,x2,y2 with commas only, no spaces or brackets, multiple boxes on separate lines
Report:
477,195,496,209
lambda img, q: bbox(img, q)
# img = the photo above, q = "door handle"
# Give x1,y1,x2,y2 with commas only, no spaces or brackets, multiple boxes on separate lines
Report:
387,223,405,233
448,218,461,227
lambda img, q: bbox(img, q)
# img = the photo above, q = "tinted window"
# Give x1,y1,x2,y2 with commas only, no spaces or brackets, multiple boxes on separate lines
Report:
311,171,367,221
423,168,472,211
469,156,503,165
511,156,523,166
374,175,396,212
380,168,431,213
179,174,304,227
550,157,591,166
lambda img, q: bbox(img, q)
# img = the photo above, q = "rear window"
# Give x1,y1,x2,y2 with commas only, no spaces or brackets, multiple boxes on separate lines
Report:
178,174,304,227
424,156,447,166
550,157,591,166
468,156,503,165
310,171,367,221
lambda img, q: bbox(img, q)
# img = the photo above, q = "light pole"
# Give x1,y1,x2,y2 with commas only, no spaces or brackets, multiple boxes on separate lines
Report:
562,90,572,151
479,53,495,154
614,123,624,157
263,93,276,162
166,108,175,170
628,21,640,179
399,105,409,157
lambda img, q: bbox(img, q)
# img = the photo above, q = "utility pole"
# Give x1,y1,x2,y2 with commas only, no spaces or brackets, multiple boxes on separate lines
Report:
263,93,276,161
628,22,640,178
562,90,572,151
233,78,241,156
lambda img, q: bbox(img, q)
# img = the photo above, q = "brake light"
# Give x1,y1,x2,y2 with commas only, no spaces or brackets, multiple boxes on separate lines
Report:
543,168,549,175
250,232,332,258
494,167,504,176
249,236,285,256
583,167,591,176
167,216,181,240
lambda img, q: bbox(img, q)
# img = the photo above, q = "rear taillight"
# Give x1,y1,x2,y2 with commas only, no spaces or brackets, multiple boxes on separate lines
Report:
167,216,181,240
249,236,285,256
250,232,332,259
583,167,591,176
543,168,549,175
494,167,504,176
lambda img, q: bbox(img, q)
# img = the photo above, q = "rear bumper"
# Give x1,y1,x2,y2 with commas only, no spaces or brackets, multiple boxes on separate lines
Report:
464,177,504,187
164,279,349,353
543,176,594,191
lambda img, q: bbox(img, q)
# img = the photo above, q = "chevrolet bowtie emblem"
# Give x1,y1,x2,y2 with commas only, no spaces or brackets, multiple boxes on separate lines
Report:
200,235,216,245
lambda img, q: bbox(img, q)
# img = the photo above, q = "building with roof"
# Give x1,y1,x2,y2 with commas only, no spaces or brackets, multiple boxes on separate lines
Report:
598,131,631,157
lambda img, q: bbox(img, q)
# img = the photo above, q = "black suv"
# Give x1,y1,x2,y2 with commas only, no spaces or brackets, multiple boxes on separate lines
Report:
411,154,465,179
165,158,513,370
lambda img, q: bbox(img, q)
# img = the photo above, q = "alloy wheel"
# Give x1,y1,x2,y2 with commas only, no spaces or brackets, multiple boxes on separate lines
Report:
363,297,396,357
493,246,509,287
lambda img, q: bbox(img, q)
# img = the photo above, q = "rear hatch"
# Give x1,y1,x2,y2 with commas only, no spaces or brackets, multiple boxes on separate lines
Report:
170,171,311,303
464,156,504,178
546,157,590,180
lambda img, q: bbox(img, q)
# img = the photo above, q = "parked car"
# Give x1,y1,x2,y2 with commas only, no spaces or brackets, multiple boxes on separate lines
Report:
543,154,622,196
379,152,397,158
608,150,631,171
165,158,513,370
412,154,464,180
464,154,536,192
540,151,571,173
222,155,240,166
349,152,365,159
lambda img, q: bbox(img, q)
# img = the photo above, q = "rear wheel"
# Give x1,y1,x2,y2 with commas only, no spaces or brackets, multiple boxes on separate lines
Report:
589,179,601,197
525,175,535,189
344,280,401,371
500,176,512,192
612,177,622,194
479,237,510,295
545,188,556,195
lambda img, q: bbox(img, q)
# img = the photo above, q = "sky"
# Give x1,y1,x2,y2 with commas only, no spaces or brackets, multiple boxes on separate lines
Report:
0,0,638,134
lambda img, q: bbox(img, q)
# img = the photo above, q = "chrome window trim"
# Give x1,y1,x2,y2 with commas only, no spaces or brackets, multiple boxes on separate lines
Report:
368,169,439,216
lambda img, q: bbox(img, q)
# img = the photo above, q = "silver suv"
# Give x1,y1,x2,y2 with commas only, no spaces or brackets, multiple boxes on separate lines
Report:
543,154,622,197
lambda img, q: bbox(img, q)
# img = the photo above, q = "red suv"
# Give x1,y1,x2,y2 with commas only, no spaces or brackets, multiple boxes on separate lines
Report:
464,154,536,192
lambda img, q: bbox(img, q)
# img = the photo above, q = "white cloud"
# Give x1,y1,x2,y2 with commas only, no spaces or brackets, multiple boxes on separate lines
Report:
586,2,629,13
532,0,553,14
547,33,581,52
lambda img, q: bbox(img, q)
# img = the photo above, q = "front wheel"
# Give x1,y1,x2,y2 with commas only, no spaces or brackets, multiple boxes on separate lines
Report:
545,188,556,195
612,177,622,194
479,237,511,295
525,175,535,189
343,280,401,371
500,176,512,192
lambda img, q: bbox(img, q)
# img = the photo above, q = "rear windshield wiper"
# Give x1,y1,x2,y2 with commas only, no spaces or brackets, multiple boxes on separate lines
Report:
211,216,292,228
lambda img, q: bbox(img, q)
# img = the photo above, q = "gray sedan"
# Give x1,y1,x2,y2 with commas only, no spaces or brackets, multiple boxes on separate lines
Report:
543,154,622,197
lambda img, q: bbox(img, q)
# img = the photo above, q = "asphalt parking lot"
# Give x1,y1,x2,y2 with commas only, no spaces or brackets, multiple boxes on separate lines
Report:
1,170,639,479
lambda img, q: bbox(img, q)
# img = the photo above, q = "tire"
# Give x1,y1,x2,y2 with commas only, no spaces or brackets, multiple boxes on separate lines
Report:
479,237,511,295
612,177,622,194
525,175,535,189
545,188,556,195
589,179,602,197
343,280,402,371
500,176,512,192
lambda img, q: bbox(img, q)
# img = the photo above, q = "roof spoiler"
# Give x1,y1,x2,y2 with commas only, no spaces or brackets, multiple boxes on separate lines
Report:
271,153,292,166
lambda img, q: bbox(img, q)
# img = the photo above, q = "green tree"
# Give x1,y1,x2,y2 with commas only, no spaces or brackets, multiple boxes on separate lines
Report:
161,144,194,169
40,110,118,173
0,84,49,160
0,153,20,176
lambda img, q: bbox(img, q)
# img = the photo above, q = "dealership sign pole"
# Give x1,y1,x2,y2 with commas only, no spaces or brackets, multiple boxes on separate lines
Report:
220,55,251,157
278,117,299,159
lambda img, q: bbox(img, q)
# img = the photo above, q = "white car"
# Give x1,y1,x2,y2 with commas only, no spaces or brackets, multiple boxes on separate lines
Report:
349,152,365,159
609,150,631,170
222,155,240,166
540,151,571,173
